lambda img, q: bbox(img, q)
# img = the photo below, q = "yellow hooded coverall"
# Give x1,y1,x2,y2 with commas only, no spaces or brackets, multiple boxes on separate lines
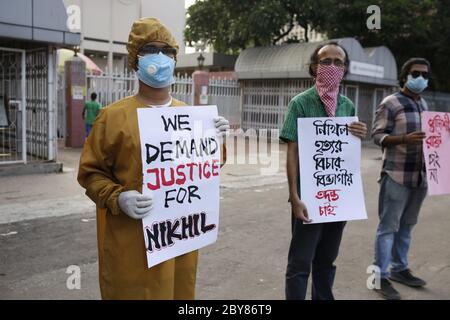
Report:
77,95,226,299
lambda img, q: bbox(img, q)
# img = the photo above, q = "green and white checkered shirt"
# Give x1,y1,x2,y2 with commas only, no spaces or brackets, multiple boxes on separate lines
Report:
280,86,355,142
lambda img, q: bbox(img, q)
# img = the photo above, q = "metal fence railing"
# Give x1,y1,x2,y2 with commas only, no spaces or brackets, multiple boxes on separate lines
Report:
57,71,243,139
85,72,197,108
26,49,50,161
172,74,194,105
86,69,138,108
208,77,241,129
241,79,314,132
57,67,450,146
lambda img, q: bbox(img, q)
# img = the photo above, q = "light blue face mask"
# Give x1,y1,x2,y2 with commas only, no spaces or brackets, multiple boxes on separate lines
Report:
405,74,428,94
137,52,175,88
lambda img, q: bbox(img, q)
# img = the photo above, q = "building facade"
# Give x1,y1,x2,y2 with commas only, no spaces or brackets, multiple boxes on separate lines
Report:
235,38,398,136
63,0,186,73
0,0,80,168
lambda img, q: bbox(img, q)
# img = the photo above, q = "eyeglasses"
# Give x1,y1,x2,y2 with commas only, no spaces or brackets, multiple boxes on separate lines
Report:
318,58,345,67
410,71,429,79
138,45,177,57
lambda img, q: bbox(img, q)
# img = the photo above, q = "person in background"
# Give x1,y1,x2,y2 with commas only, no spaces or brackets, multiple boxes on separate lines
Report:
371,57,431,300
82,92,102,137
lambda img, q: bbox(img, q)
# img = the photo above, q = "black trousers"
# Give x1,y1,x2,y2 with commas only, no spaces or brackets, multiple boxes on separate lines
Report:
285,214,346,300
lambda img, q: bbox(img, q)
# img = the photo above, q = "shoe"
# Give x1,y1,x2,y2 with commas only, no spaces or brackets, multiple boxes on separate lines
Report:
389,269,426,287
374,278,401,300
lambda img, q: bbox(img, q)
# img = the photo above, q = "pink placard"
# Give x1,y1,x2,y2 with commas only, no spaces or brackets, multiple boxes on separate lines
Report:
422,111,450,195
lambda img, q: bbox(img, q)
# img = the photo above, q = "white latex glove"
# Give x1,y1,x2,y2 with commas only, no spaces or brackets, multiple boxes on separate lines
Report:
118,190,153,220
214,116,230,138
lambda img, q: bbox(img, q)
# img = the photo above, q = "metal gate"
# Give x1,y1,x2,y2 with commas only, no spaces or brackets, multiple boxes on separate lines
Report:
241,79,314,131
1,47,56,165
86,70,138,108
26,48,53,161
0,47,26,164
82,72,195,109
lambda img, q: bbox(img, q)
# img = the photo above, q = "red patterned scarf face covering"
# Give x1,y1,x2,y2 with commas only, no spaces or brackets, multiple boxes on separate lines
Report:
315,64,345,117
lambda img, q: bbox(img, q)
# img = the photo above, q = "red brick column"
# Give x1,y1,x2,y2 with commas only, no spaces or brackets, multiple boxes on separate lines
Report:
65,56,86,148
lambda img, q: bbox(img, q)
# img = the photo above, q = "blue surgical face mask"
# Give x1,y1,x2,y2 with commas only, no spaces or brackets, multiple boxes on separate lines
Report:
137,52,175,88
405,74,428,94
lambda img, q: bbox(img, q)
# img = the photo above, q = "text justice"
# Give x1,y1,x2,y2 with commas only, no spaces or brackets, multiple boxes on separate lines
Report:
145,159,220,191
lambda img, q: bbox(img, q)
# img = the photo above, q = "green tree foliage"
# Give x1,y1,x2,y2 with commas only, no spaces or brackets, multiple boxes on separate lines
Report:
185,0,450,91
320,0,449,91
184,0,328,54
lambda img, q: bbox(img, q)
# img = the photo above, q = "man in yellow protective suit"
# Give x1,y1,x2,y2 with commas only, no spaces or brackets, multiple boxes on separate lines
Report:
77,17,229,300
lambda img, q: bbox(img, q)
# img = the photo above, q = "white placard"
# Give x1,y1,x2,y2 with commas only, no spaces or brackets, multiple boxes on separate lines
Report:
72,86,84,100
422,111,450,195
297,117,367,224
137,105,221,268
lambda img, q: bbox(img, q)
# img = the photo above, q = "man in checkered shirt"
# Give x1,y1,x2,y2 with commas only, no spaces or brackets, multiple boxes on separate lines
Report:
371,58,431,300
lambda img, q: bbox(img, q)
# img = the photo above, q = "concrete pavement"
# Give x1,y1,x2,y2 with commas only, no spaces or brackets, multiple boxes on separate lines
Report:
1,139,449,300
